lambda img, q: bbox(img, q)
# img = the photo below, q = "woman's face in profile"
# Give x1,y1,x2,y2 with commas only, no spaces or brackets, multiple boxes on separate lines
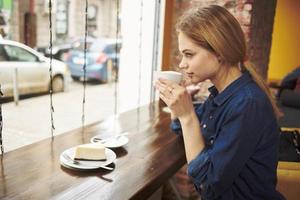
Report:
178,32,221,84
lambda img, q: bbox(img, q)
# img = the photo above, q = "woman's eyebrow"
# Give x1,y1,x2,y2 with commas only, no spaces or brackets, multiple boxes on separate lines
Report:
182,49,193,53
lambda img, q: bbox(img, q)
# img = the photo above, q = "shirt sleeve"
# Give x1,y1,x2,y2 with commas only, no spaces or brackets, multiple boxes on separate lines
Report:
187,97,269,199
170,118,182,135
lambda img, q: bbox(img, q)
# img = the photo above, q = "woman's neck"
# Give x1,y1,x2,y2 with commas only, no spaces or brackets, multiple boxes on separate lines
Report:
211,65,242,93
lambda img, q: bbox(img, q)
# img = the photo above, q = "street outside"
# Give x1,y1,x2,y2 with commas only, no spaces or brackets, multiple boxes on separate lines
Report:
2,80,118,152
0,0,155,155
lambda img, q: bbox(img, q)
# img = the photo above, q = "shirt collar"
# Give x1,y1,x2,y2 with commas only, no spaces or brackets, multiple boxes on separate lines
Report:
208,71,252,106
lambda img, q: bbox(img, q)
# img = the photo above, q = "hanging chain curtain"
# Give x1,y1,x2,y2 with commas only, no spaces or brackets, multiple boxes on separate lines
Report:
150,0,161,103
81,0,89,132
48,0,55,138
49,0,122,135
0,85,3,154
114,0,120,115
137,0,143,108
0,0,125,154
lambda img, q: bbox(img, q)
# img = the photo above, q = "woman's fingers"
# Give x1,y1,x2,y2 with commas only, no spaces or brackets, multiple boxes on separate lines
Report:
155,79,178,106
159,92,171,106
155,80,173,95
155,81,169,93
155,78,194,119
156,79,182,97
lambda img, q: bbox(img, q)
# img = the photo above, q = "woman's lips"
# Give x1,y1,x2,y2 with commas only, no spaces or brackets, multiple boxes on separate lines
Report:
186,72,193,78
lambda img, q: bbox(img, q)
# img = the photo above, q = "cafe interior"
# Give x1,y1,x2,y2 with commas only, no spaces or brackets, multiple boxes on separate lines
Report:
1,0,300,199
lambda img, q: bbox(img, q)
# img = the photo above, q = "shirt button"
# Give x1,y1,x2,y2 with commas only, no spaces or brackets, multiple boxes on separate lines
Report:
209,115,213,119
203,124,207,128
210,137,214,145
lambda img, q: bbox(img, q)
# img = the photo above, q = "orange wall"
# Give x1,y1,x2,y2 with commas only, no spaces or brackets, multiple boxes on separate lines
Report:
268,0,300,81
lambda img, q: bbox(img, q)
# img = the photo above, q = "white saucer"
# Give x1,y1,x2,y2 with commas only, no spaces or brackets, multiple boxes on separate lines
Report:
60,147,116,170
90,135,129,148
162,107,171,113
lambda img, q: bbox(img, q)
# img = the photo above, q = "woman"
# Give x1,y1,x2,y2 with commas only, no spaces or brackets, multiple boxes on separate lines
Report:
155,5,285,200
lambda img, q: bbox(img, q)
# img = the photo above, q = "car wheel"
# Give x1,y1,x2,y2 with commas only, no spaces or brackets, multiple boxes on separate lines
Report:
52,76,64,93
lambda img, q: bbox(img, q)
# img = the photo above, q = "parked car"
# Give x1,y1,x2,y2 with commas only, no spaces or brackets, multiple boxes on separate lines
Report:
39,36,96,61
0,39,69,98
65,38,121,82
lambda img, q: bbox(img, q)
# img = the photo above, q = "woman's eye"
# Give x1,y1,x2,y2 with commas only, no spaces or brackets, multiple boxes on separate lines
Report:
185,53,193,58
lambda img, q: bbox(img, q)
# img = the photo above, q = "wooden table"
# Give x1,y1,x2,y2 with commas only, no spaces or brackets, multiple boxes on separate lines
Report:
0,103,186,200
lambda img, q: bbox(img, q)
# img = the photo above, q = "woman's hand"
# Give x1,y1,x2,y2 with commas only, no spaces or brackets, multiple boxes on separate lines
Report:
154,78,194,120
155,78,205,162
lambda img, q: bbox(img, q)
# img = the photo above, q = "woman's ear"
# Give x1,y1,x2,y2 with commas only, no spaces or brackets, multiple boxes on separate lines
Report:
214,53,222,63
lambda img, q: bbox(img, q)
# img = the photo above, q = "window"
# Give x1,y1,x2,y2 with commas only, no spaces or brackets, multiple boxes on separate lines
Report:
103,44,114,54
103,43,121,54
72,41,93,51
88,40,106,52
3,45,38,62
0,45,8,61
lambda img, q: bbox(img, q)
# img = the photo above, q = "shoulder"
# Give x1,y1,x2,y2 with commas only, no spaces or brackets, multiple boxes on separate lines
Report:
226,81,275,123
232,81,270,108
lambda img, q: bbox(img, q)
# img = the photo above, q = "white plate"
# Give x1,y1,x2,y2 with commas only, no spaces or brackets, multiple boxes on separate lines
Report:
60,147,116,170
90,135,129,148
162,106,171,113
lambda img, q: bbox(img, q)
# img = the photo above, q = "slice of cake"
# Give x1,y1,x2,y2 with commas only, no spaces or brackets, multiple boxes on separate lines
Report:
74,143,106,160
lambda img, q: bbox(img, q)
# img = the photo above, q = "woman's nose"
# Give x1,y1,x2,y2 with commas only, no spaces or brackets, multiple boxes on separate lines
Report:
179,60,187,69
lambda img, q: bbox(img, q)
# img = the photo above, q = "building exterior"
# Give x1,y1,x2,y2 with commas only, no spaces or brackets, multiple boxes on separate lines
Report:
8,0,119,48
0,0,12,38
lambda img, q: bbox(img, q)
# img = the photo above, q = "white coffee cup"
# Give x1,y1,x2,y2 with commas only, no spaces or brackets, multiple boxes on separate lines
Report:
153,71,183,84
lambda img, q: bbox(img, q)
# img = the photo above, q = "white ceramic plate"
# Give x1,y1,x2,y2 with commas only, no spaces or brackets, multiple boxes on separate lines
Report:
60,147,116,170
162,106,171,113
90,135,129,148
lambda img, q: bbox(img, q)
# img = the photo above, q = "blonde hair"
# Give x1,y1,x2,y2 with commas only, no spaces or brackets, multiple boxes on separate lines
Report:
176,5,281,118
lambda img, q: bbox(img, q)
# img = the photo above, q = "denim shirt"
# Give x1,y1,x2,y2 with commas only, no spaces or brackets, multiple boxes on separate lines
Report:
171,72,285,200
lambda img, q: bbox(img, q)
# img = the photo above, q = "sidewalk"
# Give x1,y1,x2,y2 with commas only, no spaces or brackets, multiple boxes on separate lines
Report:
2,83,117,152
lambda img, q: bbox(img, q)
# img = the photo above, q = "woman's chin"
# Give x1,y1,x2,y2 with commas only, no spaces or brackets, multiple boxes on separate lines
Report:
191,77,205,84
